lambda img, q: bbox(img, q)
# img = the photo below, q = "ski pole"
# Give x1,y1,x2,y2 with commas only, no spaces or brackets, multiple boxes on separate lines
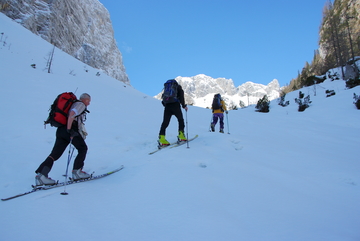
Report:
61,139,74,195
226,112,230,134
185,109,190,148
209,113,213,132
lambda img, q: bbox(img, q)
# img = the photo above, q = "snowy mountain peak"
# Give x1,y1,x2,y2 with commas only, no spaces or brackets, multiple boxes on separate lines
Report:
155,74,281,108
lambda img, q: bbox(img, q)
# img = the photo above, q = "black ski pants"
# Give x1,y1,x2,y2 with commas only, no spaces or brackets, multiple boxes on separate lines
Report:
159,102,185,136
35,126,88,176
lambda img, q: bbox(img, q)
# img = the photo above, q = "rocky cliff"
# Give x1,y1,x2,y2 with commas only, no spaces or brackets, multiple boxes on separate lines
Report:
0,0,129,84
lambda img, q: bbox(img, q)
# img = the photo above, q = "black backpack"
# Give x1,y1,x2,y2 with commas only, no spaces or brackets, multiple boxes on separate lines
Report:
212,94,222,110
162,79,179,104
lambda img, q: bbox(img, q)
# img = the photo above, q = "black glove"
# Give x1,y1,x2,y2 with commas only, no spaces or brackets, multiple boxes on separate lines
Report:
67,129,78,138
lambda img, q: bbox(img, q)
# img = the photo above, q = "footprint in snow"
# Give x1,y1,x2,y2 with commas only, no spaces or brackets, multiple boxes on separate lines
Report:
230,139,243,151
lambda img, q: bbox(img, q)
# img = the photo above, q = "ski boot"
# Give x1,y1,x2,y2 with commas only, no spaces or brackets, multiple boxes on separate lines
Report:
177,131,187,143
35,173,56,186
210,123,215,132
72,169,91,181
158,135,170,148
220,128,224,133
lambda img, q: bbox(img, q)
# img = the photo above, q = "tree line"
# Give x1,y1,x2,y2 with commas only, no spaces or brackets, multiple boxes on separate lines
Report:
283,0,360,94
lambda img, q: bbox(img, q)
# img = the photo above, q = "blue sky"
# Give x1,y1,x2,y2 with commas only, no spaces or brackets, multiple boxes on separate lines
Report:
99,0,326,96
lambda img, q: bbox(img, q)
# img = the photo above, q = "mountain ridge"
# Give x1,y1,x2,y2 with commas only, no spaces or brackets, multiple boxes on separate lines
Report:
155,74,281,108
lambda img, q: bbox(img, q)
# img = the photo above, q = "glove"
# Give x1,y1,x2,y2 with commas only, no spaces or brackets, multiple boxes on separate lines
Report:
67,129,78,138
226,111,228,114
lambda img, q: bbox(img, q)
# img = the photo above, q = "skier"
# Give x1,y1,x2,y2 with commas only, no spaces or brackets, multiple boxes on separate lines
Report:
158,79,188,146
211,93,228,133
35,93,92,186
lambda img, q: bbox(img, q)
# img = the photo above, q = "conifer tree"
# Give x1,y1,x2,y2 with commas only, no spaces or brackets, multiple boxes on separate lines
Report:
255,95,270,113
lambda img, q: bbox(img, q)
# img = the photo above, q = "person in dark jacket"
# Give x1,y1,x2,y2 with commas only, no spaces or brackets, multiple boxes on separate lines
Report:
158,79,188,146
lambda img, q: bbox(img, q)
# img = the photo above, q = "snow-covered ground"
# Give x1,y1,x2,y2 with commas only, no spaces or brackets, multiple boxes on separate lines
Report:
0,13,359,241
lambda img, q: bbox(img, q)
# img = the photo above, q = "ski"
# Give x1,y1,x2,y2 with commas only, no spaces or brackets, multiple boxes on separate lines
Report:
1,166,124,201
149,135,198,155
170,135,198,149
149,141,178,155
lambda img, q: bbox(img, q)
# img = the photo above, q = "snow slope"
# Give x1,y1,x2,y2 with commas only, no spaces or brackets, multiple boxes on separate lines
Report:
0,13,359,241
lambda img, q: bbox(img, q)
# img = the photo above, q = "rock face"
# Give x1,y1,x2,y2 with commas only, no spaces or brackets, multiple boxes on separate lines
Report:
155,74,281,109
0,0,129,84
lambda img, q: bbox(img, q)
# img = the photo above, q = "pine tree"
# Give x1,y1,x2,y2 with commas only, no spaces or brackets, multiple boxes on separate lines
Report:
255,95,270,113
278,94,290,107
295,91,312,112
